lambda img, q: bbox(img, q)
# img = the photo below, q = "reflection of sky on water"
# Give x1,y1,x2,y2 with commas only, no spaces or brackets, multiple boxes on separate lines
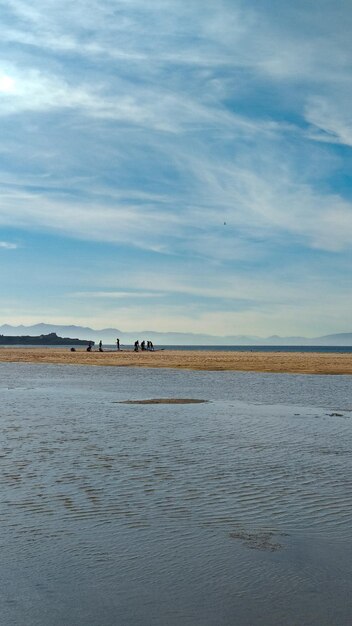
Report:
0,363,351,626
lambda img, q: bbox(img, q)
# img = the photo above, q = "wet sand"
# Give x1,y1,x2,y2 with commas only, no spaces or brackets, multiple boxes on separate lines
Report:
0,347,351,374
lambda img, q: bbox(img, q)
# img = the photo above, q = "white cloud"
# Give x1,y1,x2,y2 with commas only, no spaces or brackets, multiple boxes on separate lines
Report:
1,144,352,257
70,291,163,299
176,151,352,253
1,0,352,336
0,188,183,252
0,63,236,134
0,74,16,93
0,241,18,249
305,96,352,147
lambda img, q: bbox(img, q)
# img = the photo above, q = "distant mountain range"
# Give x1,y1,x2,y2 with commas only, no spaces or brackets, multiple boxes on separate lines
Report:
1,323,352,346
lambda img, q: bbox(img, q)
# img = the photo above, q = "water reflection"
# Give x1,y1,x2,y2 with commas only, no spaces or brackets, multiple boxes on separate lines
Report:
0,363,351,625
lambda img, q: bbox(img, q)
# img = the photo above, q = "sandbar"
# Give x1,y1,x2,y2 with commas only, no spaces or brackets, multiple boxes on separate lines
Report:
0,347,351,375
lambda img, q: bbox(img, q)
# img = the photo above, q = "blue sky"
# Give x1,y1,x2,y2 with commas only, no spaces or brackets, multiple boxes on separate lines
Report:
0,0,351,336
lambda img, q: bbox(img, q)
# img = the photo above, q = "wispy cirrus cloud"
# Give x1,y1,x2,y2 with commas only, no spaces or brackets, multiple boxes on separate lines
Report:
1,139,352,256
305,96,352,147
70,290,163,299
0,0,352,335
0,240,18,249
0,187,184,253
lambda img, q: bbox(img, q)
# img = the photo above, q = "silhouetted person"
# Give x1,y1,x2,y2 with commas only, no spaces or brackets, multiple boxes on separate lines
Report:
141,340,146,351
87,342,92,352
116,338,120,351
134,340,139,352
149,340,154,351
99,340,103,352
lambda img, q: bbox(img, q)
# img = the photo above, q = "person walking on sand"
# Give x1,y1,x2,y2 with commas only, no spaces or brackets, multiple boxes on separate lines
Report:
141,340,146,351
99,340,103,352
134,340,139,352
116,338,120,351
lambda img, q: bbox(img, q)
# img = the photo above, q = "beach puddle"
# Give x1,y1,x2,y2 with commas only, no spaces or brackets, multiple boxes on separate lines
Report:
1,363,352,626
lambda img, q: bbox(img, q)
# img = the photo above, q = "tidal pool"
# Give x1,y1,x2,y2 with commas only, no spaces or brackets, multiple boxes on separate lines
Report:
0,363,351,625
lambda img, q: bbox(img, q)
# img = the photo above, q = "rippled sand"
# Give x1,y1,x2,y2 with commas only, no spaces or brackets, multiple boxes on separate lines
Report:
0,347,352,374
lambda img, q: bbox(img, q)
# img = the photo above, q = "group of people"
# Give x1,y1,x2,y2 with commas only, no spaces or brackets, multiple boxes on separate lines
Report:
134,340,154,352
86,338,154,352
86,339,118,352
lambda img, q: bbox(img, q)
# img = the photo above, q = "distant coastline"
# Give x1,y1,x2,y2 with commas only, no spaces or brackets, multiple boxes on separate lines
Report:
0,333,94,346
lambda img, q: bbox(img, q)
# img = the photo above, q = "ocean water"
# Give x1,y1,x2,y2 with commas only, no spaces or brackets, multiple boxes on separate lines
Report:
158,345,352,352
108,344,352,352
0,363,351,626
1,343,352,353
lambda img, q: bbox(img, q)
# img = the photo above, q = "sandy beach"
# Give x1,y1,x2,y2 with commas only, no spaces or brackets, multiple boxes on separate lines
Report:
0,347,351,374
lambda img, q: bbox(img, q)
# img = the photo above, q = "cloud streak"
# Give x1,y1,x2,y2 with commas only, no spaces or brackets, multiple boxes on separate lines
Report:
0,241,18,249
0,0,351,335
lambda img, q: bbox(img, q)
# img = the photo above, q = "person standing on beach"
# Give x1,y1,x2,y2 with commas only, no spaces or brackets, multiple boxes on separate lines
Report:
116,338,120,351
134,340,139,352
99,340,103,352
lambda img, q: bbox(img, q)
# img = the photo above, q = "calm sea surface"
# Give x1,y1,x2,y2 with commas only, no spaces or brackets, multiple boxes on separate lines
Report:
159,345,352,352
2,344,352,353
109,345,352,352
0,363,351,625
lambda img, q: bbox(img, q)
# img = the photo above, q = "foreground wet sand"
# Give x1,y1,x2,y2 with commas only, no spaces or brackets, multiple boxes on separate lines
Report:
0,347,351,374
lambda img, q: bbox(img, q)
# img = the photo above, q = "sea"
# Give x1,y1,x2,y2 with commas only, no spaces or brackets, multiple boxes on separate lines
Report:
0,362,351,625
108,345,352,353
1,343,352,353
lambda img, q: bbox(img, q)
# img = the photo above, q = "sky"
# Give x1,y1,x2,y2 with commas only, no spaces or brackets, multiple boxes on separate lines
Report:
0,0,351,337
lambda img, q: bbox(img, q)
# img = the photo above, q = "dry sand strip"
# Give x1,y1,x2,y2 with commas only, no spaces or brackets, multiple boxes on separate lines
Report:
0,348,352,375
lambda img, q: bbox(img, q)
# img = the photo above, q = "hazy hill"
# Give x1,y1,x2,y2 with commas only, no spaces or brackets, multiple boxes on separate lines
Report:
1,324,352,346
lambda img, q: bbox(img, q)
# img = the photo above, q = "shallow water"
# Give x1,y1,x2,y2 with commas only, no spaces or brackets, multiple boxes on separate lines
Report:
0,363,351,625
